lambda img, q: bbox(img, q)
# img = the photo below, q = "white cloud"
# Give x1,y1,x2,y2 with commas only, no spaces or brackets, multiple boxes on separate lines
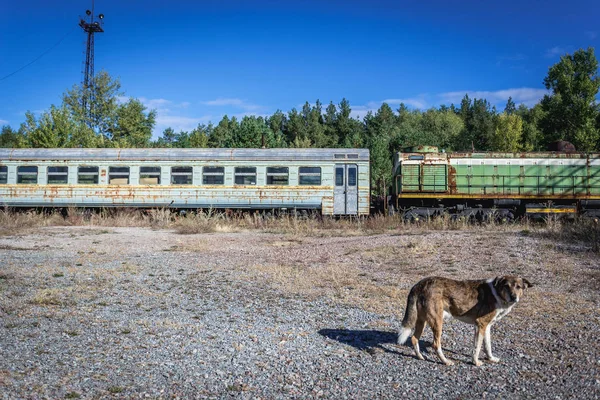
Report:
0,119,9,125
350,98,427,120
437,88,547,107
350,105,376,120
545,46,569,58
129,97,203,137
345,87,547,119
586,31,598,40
137,97,191,115
139,97,171,109
379,98,428,109
155,114,212,133
142,87,548,137
202,98,264,112
231,112,271,120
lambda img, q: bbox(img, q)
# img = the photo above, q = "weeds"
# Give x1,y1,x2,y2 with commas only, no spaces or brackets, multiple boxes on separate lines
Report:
536,217,600,252
0,208,597,251
31,289,67,306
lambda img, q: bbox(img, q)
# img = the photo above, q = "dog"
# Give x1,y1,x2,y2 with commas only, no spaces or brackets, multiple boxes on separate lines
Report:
398,276,532,366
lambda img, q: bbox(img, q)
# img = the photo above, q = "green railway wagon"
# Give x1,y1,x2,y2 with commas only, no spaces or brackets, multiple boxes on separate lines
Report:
392,146,600,221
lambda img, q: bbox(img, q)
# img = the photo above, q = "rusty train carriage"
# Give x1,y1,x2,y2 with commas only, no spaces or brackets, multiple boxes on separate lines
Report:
392,147,600,220
0,148,370,216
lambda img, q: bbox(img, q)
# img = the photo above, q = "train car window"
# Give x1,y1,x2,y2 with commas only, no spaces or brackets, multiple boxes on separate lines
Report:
299,167,321,185
234,167,257,185
140,166,161,185
78,166,99,184
171,166,193,185
335,168,344,186
109,166,130,185
0,166,7,184
17,166,38,184
202,166,224,185
266,167,289,185
47,166,68,184
348,167,357,186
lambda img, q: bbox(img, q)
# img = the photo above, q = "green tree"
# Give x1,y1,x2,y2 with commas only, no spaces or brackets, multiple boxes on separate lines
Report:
174,131,191,148
208,116,238,148
62,70,122,138
364,103,397,196
336,98,363,148
455,96,497,151
234,116,266,147
23,108,71,148
323,102,338,146
492,113,524,152
516,104,546,151
390,107,423,151
25,109,61,148
156,127,177,147
189,124,211,148
541,47,600,151
286,108,309,146
504,97,517,115
420,108,464,150
111,98,156,147
306,100,328,147
267,111,287,145
0,125,27,148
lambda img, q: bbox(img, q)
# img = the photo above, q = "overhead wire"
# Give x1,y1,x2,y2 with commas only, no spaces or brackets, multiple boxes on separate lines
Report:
0,26,77,82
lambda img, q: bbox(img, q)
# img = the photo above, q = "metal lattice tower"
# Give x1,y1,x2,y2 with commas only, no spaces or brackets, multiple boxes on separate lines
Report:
79,1,104,126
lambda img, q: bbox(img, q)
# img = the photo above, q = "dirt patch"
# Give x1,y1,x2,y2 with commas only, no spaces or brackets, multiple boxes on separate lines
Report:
0,226,598,398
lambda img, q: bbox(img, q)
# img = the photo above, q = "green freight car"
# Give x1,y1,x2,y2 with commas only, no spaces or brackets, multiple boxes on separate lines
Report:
391,146,600,221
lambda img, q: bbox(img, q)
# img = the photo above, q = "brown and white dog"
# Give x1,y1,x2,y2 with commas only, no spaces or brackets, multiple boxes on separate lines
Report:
398,276,532,366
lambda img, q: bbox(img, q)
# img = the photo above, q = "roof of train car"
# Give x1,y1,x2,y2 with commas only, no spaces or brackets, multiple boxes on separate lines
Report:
0,148,369,162
396,150,600,159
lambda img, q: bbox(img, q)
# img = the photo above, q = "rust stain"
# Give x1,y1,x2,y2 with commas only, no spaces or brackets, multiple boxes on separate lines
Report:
447,165,457,194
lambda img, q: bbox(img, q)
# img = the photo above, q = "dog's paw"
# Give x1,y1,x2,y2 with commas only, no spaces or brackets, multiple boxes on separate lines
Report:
444,360,455,366
488,356,501,363
473,359,483,367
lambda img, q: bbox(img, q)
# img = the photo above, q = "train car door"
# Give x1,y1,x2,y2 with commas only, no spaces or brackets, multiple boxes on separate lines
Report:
334,164,358,215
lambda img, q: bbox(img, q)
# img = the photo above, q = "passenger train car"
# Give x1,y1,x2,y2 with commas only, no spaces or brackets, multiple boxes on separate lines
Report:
0,148,370,216
392,146,600,221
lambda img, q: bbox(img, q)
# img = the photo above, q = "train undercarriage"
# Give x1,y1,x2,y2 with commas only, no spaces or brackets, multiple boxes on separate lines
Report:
392,198,600,223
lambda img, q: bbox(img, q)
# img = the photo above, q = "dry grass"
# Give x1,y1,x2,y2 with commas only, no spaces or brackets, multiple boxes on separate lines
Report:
536,217,600,252
249,262,408,316
30,288,75,306
0,207,66,236
0,208,598,253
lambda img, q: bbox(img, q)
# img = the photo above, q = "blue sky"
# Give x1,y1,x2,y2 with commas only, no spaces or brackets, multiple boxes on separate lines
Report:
0,0,598,138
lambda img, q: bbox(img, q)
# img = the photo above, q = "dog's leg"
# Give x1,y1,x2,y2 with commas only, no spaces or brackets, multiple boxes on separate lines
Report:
484,326,500,363
430,316,454,366
472,325,485,366
411,319,426,361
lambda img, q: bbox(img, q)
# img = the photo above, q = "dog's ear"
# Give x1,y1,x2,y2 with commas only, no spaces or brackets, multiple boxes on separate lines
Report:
493,276,506,288
522,278,533,288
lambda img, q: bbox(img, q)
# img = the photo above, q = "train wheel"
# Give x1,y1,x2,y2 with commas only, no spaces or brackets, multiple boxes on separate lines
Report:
496,211,514,224
583,212,600,223
403,211,422,223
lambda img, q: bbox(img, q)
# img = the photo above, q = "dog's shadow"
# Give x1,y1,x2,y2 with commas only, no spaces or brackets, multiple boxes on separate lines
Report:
318,329,409,356
318,329,463,362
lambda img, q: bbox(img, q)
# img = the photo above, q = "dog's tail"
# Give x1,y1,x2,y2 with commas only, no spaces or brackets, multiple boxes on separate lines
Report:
398,287,418,345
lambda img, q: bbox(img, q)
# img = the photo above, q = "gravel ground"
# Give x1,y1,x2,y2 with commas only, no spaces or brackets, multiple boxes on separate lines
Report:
0,226,599,399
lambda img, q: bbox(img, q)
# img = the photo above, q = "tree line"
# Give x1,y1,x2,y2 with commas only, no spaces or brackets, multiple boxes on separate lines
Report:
1,47,599,196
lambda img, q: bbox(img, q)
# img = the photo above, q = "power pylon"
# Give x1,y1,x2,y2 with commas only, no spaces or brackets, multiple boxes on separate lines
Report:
79,1,104,126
